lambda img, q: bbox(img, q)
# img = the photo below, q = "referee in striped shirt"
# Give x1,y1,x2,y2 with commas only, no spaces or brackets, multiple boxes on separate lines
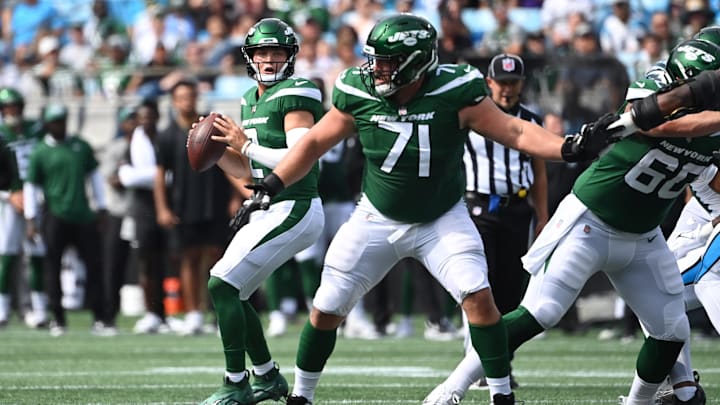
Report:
463,53,549,317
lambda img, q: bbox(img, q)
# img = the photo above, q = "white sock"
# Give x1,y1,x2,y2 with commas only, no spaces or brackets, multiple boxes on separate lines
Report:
292,366,322,401
226,371,247,383
674,386,697,401
0,294,9,320
486,376,511,398
280,298,297,316
444,350,484,395
625,371,662,405
30,292,47,317
253,360,275,376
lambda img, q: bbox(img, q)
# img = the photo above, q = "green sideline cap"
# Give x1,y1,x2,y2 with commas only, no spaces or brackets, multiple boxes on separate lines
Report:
43,103,68,122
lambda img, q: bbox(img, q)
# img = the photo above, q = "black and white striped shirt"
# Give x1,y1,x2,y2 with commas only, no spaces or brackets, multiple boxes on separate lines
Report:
463,103,543,196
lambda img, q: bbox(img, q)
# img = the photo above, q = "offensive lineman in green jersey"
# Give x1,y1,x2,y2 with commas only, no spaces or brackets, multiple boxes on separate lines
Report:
0,88,48,328
212,14,618,405
196,18,325,405
435,38,720,405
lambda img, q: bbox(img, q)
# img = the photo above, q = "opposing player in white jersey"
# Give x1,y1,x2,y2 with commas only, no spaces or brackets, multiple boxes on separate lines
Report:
217,13,620,405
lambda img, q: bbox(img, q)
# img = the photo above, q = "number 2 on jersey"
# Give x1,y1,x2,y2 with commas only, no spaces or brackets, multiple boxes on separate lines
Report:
379,121,430,177
243,127,265,178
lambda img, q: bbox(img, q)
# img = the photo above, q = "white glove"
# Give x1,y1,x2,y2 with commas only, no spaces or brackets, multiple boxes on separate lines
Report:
668,222,715,259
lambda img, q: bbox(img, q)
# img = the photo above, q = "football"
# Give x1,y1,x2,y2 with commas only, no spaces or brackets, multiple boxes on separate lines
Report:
187,112,226,172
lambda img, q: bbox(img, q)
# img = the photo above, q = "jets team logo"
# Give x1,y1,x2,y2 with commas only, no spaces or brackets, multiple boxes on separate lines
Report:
387,30,431,46
502,58,515,72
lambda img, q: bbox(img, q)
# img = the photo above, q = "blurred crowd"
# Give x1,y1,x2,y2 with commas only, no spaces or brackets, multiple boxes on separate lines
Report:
0,0,718,103
2,0,720,339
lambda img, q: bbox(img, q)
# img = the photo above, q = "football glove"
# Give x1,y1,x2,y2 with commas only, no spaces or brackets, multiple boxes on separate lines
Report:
668,221,715,260
228,173,285,233
561,113,623,162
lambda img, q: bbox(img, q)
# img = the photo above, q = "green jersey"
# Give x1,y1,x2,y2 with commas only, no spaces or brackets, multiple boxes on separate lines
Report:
0,119,43,188
26,136,99,224
333,64,488,223
241,77,323,203
574,75,720,233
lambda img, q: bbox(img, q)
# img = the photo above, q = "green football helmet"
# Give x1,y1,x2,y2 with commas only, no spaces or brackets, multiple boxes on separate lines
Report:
0,87,24,108
666,38,720,80
362,13,438,97
693,25,720,47
242,18,299,86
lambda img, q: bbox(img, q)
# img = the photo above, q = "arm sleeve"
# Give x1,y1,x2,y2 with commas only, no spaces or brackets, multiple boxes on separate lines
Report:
89,168,107,210
245,127,309,169
23,182,40,220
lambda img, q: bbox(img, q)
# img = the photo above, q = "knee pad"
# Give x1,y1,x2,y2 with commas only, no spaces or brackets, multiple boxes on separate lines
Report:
650,313,690,342
528,299,566,329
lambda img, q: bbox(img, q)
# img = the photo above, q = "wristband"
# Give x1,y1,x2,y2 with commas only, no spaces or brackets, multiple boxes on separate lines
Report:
241,140,253,156
262,172,285,197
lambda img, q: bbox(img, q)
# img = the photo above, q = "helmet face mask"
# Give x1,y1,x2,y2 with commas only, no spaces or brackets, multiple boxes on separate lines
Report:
666,39,720,80
361,14,438,97
242,18,298,86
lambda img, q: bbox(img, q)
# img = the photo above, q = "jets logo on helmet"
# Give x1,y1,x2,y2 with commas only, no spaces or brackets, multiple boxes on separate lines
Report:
667,38,720,80
242,18,299,86
361,13,438,97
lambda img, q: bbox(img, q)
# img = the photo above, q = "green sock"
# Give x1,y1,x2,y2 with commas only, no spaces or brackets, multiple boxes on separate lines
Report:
242,301,271,366
399,269,414,315
468,320,510,378
208,276,246,373
296,320,337,372
503,306,545,353
265,260,297,311
28,256,44,291
0,255,18,293
637,337,684,383
296,259,320,299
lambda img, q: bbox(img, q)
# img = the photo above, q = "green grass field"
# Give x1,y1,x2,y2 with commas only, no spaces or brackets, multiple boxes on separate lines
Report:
0,311,718,405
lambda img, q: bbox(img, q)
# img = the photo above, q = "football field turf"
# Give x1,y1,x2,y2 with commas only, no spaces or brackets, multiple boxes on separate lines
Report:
0,311,718,404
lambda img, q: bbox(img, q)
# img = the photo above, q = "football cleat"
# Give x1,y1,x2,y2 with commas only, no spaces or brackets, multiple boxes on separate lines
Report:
491,392,518,405
655,384,706,405
251,363,288,402
199,374,254,405
286,394,312,405
422,383,463,405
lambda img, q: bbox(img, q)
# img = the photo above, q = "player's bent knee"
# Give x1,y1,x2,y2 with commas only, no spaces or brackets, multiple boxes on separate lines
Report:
648,314,690,342
529,300,566,329
462,289,500,325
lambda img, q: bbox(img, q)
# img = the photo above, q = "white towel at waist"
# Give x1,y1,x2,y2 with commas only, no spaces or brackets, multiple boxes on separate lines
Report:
522,193,588,275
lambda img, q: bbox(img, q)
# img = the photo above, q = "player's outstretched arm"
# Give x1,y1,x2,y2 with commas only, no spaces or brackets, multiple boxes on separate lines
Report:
270,106,356,190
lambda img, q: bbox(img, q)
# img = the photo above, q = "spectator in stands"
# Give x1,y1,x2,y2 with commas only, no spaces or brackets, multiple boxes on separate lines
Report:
6,0,63,65
201,14,232,67
540,0,594,53
477,0,526,56
324,25,363,98
60,24,95,74
125,42,179,99
130,4,182,66
648,11,681,56
32,35,83,98
94,34,133,100
438,0,473,63
634,33,667,82
294,18,334,81
681,0,715,37
84,0,127,52
522,30,547,58
24,104,109,337
154,79,235,336
599,0,641,56
344,0,383,43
